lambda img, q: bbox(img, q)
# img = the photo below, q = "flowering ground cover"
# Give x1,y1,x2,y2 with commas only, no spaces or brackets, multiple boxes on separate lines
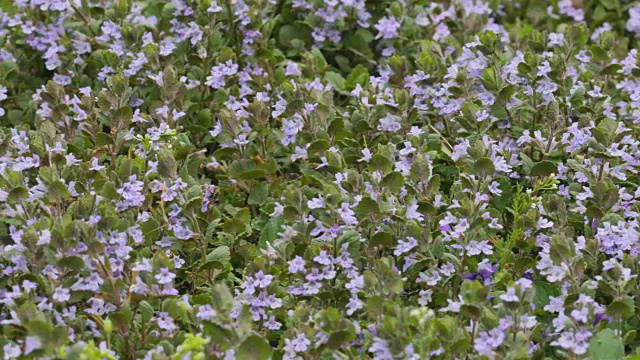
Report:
2,0,640,359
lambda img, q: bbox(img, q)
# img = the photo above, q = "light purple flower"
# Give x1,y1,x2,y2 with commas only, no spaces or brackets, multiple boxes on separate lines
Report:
375,16,401,39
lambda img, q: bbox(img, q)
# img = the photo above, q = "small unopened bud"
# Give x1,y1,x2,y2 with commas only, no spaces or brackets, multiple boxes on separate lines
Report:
103,318,113,334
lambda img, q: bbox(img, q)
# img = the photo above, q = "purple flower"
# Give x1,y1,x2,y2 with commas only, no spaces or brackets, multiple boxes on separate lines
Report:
89,157,105,171
313,251,333,265
288,256,306,274
394,236,417,256
155,267,176,285
465,240,493,256
369,337,393,359
377,113,402,132
264,315,282,330
593,313,613,325
548,32,564,47
499,287,519,302
345,295,363,315
24,336,41,355
156,312,177,334
197,305,217,321
52,287,70,303
284,333,311,354
551,328,592,355
463,264,498,285
523,269,534,280
3,343,21,359
116,175,145,210
209,120,222,138
307,196,325,209
405,200,424,221
474,327,505,358
253,271,273,288
375,16,401,39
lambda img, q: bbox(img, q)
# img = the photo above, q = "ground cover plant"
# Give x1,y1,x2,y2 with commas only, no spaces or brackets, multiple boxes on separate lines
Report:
2,0,640,359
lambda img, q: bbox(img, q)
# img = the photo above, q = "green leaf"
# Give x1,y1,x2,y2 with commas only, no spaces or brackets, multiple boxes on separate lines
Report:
223,208,251,234
58,256,85,272
236,305,253,340
327,330,356,349
204,322,232,344
236,169,267,180
95,132,115,146
141,216,160,241
586,205,604,221
595,117,618,146
356,197,380,217
114,106,133,124
590,44,610,62
601,63,622,75
259,216,283,245
117,158,134,180
345,64,369,91
278,25,302,46
229,159,263,179
478,30,499,49
602,213,624,225
212,284,234,311
568,24,588,47
589,329,624,360
310,48,327,71
569,87,586,107
200,260,225,271
46,180,69,202
308,139,330,154
207,246,231,263
7,187,28,204
497,85,515,104
344,29,373,54
158,147,178,178
138,301,155,322
459,304,482,319
370,231,393,248
450,338,472,354
237,335,272,360
462,280,489,304
324,72,346,93
417,201,436,217
381,171,404,192
162,298,183,319
518,62,533,77
530,161,557,177
410,153,431,182
593,5,608,22
51,325,69,347
625,330,637,346
248,182,268,205
545,101,559,123
370,154,393,173
599,0,619,11
481,68,500,91
107,73,129,95
110,304,133,329
533,281,557,309
191,293,213,305
474,157,495,176
101,181,119,200
607,297,635,319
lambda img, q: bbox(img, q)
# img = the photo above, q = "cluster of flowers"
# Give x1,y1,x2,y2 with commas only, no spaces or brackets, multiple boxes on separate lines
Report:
1,0,640,358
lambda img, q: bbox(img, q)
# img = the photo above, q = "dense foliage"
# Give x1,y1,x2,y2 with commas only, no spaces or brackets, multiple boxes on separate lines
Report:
2,0,640,359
